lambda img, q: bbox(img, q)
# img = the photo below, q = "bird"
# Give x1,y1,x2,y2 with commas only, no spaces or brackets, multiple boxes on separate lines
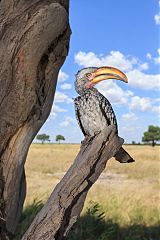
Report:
74,66,134,163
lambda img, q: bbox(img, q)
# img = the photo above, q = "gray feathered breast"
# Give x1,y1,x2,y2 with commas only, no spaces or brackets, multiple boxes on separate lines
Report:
74,89,118,136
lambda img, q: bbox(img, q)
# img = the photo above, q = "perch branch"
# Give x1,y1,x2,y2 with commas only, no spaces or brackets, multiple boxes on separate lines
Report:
22,125,124,240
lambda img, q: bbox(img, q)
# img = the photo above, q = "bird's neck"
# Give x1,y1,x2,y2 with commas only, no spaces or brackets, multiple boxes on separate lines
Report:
81,88,99,96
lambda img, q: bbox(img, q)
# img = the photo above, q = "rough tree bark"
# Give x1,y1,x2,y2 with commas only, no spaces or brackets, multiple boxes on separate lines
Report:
0,0,71,238
22,126,124,240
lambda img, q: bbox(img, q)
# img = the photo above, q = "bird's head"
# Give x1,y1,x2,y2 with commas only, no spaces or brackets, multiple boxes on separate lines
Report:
74,66,128,95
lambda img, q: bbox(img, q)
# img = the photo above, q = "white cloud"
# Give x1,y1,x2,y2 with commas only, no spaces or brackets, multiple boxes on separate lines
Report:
59,116,75,127
152,105,160,114
60,83,72,90
154,1,160,24
121,126,141,132
52,104,67,113
98,81,160,114
58,70,69,82
49,112,56,119
75,51,137,71
129,50,160,91
154,13,160,24
75,50,160,91
129,96,160,114
54,91,72,103
138,62,149,70
154,48,160,64
97,81,133,105
153,57,160,64
122,112,138,121
48,104,67,120
145,49,160,65
129,96,152,112
146,53,152,59
127,69,160,90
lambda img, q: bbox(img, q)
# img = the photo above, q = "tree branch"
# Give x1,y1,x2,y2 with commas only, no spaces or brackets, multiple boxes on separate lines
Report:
22,126,124,240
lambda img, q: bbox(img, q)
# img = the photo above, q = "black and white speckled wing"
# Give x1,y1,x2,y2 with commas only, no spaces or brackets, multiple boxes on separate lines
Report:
74,90,118,136
97,92,118,133
74,97,87,136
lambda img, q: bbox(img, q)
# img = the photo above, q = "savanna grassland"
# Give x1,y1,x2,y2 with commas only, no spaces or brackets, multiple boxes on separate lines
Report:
15,144,160,240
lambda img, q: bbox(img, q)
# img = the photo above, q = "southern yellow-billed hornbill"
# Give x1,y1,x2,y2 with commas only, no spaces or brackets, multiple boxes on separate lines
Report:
74,66,134,163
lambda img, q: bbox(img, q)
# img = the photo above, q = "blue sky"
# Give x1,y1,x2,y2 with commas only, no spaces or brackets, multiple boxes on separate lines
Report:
38,0,160,143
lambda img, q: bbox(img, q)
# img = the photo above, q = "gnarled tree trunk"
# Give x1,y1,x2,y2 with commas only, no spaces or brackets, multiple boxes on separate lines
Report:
0,0,71,238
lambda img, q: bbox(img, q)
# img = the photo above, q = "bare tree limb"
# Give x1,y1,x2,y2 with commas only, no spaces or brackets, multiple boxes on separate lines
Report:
22,126,124,240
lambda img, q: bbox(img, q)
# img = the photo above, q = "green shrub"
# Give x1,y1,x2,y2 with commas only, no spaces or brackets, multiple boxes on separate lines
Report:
14,200,160,240
14,200,43,240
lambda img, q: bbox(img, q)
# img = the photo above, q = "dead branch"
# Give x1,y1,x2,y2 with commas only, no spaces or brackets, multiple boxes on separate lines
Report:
22,125,124,240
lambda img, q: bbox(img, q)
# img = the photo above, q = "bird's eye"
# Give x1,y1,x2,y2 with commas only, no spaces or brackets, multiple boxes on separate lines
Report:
85,73,93,80
86,73,91,78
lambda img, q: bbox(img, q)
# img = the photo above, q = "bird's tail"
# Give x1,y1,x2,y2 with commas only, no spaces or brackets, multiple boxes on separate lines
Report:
114,147,135,163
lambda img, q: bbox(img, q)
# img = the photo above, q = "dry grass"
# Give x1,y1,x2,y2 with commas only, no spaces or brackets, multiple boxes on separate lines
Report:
25,144,160,227
25,144,79,202
106,145,160,181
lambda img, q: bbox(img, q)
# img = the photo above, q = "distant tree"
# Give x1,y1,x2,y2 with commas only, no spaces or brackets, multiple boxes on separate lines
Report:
36,134,50,144
132,141,136,145
56,134,65,144
142,125,160,147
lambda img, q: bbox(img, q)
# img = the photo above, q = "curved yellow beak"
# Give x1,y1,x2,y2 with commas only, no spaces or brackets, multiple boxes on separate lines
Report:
87,66,128,84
